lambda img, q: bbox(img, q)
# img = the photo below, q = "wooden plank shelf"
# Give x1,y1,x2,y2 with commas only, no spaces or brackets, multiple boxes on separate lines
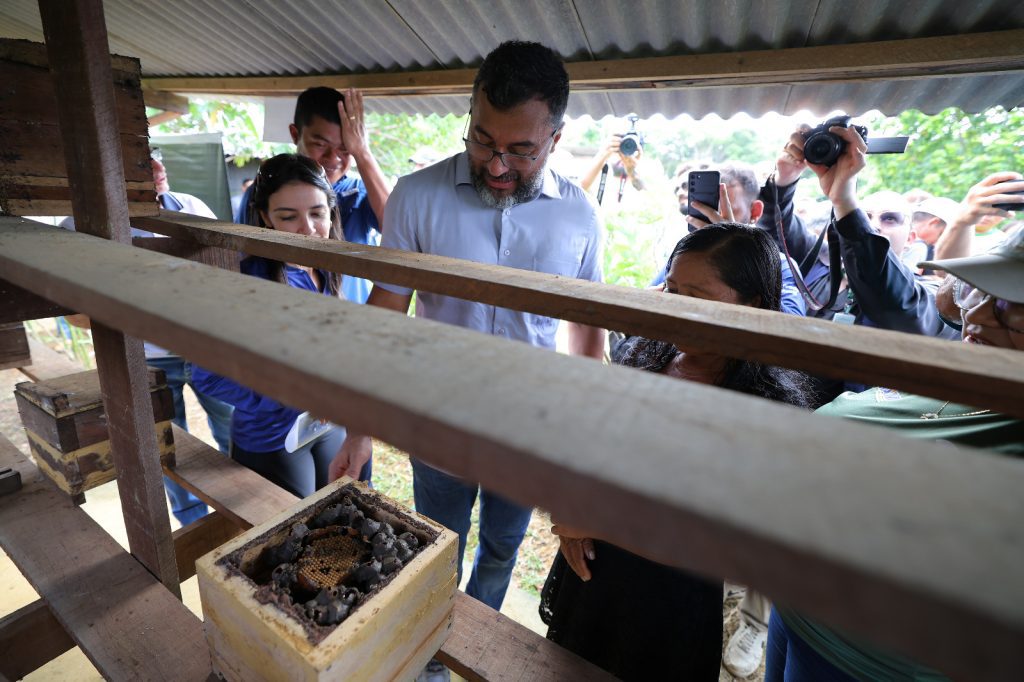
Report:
134,212,1024,419
1,218,1021,679
0,434,212,681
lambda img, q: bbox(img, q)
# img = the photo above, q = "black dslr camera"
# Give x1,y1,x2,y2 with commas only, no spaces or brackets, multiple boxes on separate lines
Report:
619,114,644,157
802,114,908,167
802,115,867,167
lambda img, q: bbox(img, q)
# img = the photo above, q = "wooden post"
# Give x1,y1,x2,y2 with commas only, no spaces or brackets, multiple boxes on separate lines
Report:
37,0,180,595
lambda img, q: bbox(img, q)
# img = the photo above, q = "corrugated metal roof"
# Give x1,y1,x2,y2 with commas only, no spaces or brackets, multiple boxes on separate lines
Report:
2,0,1023,117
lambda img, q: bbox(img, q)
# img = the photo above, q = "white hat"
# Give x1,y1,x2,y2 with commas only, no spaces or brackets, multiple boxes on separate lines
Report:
919,227,1024,303
914,197,960,227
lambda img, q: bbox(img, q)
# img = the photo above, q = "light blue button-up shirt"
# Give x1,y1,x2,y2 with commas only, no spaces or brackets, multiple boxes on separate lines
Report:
377,152,603,349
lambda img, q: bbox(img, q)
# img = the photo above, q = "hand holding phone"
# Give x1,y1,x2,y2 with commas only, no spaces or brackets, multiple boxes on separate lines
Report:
687,171,721,224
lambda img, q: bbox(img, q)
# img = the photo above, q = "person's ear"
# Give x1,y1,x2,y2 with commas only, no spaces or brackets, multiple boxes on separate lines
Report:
259,210,272,228
289,123,300,145
550,126,563,153
749,200,764,223
905,226,918,249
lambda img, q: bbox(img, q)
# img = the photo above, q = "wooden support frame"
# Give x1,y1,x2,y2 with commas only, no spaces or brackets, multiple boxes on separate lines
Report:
0,511,238,680
0,434,212,680
0,38,157,217
141,29,1024,97
1,218,1022,680
134,213,1024,419
0,426,613,681
38,0,179,594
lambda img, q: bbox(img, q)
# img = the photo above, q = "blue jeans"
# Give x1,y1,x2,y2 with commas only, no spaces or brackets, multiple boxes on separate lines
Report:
410,458,532,610
765,609,856,682
147,355,234,526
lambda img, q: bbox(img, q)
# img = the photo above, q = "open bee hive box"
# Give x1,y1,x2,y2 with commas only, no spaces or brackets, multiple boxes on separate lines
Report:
197,477,458,681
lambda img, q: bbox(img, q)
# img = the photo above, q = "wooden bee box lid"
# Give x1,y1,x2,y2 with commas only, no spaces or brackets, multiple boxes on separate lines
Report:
16,367,167,418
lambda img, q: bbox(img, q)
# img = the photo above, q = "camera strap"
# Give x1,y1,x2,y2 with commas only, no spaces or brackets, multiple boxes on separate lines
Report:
770,174,841,313
596,163,609,204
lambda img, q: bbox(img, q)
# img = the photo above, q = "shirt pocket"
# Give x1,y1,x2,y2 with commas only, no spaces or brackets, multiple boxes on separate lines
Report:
532,257,580,279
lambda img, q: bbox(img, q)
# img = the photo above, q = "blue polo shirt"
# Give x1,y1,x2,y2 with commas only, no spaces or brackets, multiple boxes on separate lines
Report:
377,152,603,349
190,257,334,452
235,174,380,304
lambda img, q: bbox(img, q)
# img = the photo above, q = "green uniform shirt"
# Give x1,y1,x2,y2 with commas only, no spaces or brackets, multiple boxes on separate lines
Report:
779,387,1023,680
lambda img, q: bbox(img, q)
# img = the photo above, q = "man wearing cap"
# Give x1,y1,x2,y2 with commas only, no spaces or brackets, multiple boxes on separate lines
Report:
907,196,961,274
771,228,1024,680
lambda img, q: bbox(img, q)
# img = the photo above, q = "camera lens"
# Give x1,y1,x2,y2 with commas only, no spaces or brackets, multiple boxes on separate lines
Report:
804,133,843,167
619,136,639,157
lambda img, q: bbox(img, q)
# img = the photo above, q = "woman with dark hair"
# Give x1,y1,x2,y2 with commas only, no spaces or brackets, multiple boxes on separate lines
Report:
540,223,814,680
192,154,370,497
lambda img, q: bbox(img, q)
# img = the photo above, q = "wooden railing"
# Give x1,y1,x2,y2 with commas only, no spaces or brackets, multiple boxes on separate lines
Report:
1,216,1023,680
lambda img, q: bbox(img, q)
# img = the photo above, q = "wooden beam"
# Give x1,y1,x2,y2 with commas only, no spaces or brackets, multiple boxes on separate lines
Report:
0,279,72,324
38,0,179,594
132,236,239,272
0,434,212,680
142,87,189,114
164,426,297,531
0,323,30,371
134,213,1024,419
172,510,242,581
141,29,1024,97
0,511,239,679
146,110,181,126
0,39,156,218
436,594,615,681
1,219,1022,679
0,601,75,682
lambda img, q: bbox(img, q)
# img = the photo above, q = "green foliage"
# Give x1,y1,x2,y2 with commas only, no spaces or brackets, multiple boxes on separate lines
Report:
152,99,291,165
860,107,1024,200
601,202,666,289
647,125,778,176
365,112,467,180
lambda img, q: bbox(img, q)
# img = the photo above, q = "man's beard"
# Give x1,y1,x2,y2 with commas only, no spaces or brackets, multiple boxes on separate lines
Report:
471,164,545,210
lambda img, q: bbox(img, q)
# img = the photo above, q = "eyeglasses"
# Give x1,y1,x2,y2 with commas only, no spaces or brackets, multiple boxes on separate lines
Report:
865,210,906,226
462,124,557,171
953,279,1024,333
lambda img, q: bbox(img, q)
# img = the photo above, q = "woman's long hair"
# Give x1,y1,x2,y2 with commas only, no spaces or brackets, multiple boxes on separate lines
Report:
667,223,816,408
247,153,344,297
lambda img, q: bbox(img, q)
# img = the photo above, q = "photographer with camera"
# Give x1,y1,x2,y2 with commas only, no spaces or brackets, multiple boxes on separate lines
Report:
579,116,647,203
757,120,957,347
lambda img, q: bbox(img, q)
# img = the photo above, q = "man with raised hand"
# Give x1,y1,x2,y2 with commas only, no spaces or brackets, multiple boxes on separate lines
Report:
236,87,389,304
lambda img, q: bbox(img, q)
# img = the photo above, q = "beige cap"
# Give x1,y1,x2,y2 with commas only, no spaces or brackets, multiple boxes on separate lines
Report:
919,227,1024,303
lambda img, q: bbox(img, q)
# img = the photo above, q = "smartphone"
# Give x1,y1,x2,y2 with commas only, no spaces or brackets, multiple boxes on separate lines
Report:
687,171,721,223
993,187,1024,211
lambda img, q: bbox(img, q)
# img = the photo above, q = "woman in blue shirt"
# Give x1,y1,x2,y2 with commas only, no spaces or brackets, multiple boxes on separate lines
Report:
192,154,371,497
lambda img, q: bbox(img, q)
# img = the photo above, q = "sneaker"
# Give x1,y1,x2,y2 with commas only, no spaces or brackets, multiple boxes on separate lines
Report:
414,658,450,682
723,621,768,679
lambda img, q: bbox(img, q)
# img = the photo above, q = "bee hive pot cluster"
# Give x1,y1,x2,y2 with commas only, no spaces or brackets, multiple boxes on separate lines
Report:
197,478,458,681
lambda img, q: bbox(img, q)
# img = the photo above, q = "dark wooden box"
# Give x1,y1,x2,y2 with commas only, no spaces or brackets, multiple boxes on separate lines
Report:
14,368,176,496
